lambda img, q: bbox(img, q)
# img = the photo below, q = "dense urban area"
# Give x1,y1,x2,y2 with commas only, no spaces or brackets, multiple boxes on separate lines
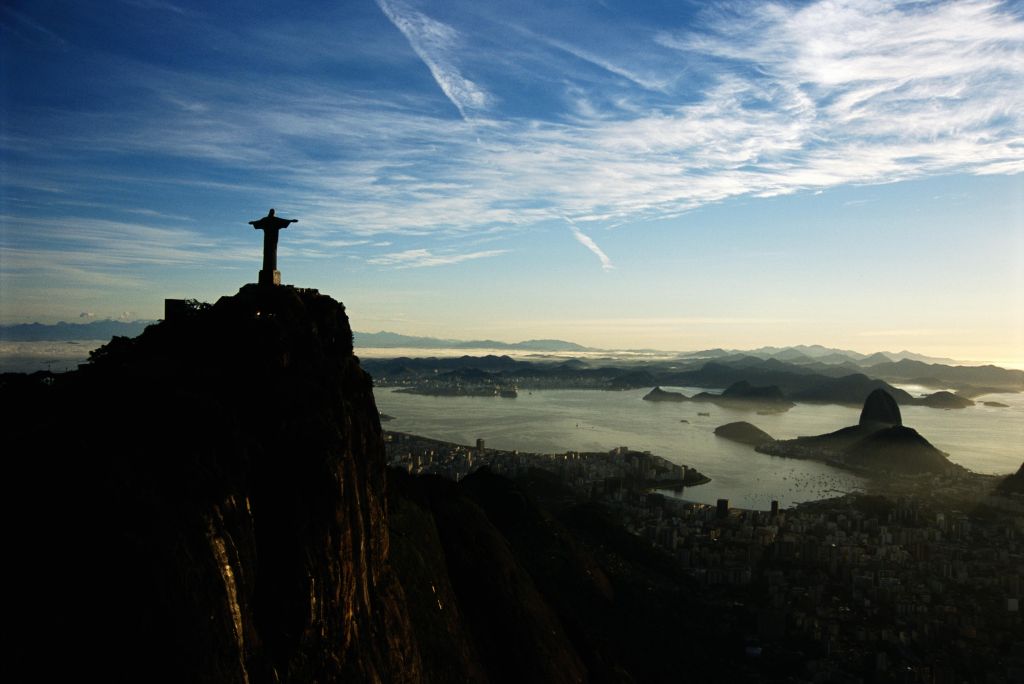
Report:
387,431,1024,683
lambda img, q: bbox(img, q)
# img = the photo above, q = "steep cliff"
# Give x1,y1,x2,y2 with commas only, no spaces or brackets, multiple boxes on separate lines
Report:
6,285,419,683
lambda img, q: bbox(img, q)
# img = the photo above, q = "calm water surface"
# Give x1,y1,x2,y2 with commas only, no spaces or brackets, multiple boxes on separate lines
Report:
375,385,1024,510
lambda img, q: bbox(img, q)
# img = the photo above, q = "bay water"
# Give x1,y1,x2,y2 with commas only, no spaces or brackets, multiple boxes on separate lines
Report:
375,385,1024,510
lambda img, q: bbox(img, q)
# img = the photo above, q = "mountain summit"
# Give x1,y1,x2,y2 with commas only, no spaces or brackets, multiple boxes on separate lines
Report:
859,387,903,426
7,285,418,682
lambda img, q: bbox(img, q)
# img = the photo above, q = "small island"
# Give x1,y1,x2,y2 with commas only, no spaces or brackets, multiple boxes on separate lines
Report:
914,390,974,409
714,421,775,447
643,386,687,402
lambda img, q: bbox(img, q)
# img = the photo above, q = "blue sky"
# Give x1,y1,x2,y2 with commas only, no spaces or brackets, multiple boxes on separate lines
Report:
1,0,1022,364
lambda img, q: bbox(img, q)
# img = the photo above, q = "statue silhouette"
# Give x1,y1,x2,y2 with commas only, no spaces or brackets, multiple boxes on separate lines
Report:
249,208,297,286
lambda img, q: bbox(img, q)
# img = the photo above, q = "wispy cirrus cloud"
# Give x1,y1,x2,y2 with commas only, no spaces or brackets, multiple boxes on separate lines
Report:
655,0,1024,179
3,0,1022,274
367,247,507,268
567,221,613,271
375,0,490,119
1,5,67,45
119,0,192,15
175,3,1024,226
526,29,669,92
0,214,247,268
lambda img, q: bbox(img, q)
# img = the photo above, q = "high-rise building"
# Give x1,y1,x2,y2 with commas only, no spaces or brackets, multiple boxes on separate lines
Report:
717,498,729,518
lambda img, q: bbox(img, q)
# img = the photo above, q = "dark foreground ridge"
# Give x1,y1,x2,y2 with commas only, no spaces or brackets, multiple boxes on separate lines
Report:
6,285,418,682
4,285,747,683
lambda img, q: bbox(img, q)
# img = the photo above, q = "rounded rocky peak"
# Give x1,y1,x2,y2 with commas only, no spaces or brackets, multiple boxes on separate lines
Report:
859,388,902,426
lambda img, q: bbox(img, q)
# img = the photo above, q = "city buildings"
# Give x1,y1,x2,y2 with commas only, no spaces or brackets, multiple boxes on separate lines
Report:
386,431,1024,682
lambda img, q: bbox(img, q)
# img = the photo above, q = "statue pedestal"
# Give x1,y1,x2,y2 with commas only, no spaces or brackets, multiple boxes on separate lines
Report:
259,269,281,286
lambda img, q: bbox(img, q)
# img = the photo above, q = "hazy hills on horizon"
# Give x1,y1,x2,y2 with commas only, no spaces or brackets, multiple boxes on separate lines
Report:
358,335,967,367
352,330,590,352
0,320,589,352
0,320,971,367
0,319,156,342
680,345,962,367
366,351,1024,403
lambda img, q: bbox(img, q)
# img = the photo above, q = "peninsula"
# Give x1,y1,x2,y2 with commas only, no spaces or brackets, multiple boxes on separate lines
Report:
755,389,958,476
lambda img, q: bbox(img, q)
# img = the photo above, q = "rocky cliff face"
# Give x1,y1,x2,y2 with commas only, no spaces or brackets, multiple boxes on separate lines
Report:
6,285,418,683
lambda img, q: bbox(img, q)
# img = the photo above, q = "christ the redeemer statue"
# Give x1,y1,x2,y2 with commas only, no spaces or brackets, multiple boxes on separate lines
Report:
249,208,297,286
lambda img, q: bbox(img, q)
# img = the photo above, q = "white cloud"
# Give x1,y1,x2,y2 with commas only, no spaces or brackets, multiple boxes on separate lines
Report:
120,0,191,16
6,0,1022,256
0,214,251,273
375,0,490,119
567,221,613,271
531,31,668,92
298,0,1021,235
367,247,507,268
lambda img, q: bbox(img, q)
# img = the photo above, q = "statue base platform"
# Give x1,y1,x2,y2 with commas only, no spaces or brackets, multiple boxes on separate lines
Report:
258,269,281,286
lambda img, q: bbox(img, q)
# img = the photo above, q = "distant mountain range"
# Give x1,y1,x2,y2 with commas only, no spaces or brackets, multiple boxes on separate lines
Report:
354,335,966,367
0,321,989,371
659,357,1023,398
5,320,1021,401
0,322,590,352
364,350,1024,406
352,331,591,352
0,319,155,341
682,345,962,367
